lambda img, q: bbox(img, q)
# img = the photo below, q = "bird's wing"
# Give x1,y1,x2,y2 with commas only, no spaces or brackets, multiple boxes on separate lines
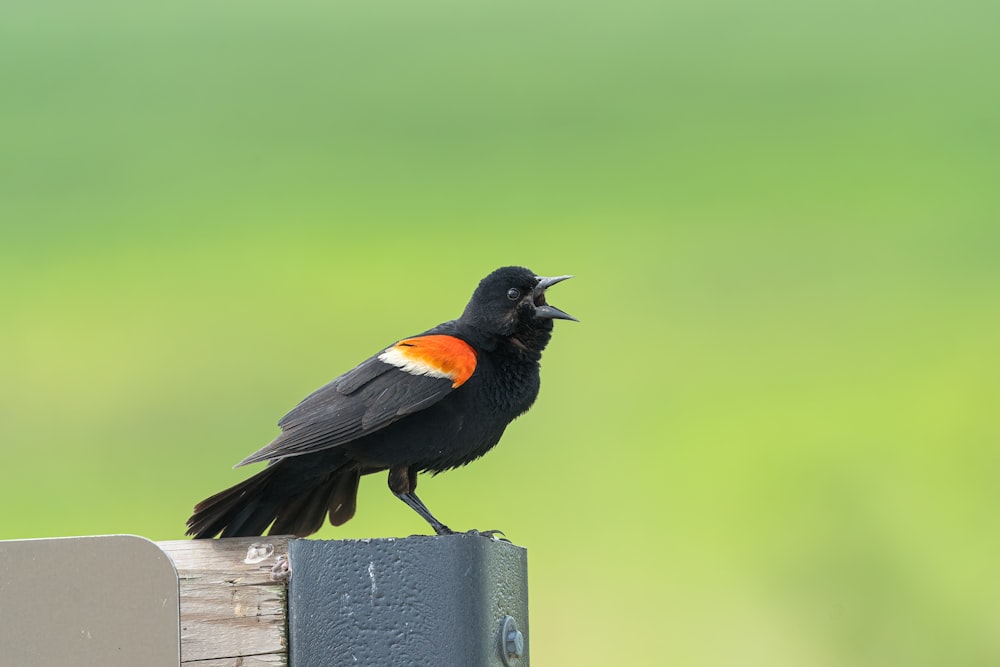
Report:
236,334,477,466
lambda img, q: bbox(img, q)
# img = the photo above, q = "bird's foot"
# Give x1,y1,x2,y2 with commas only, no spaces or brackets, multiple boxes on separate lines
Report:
427,524,508,541
464,529,509,542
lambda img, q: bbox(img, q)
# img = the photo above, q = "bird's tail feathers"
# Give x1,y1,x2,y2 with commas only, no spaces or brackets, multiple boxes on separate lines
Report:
186,458,362,539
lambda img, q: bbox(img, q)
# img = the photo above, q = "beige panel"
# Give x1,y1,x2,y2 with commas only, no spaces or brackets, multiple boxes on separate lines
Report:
0,535,180,666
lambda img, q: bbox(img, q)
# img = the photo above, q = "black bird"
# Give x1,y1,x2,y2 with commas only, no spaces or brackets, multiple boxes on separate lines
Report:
186,266,576,538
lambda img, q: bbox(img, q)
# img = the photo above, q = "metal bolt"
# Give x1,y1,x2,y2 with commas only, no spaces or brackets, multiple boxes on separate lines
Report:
499,615,524,665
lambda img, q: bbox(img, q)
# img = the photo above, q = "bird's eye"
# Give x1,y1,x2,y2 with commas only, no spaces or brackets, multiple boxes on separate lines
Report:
507,288,521,301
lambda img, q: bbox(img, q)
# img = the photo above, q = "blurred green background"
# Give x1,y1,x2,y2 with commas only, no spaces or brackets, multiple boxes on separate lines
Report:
2,0,998,664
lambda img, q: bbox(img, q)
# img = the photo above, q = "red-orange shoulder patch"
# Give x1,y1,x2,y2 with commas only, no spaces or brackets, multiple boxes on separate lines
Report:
377,335,477,388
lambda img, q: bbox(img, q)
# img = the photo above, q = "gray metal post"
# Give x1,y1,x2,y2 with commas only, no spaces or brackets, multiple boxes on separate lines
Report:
288,534,529,667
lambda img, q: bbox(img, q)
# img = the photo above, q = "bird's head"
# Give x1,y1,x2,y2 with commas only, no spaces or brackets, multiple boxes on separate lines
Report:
461,266,577,341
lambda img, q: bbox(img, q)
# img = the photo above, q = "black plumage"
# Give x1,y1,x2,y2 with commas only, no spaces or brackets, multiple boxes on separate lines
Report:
186,266,575,538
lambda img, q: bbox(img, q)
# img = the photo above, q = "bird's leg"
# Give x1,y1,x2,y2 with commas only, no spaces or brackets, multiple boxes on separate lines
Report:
388,465,453,535
401,493,454,536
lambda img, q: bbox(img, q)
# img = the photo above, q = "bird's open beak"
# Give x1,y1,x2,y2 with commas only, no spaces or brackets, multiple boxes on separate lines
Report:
533,275,578,321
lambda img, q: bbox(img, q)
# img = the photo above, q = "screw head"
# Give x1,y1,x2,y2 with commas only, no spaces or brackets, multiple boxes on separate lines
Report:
507,629,524,656
500,615,524,665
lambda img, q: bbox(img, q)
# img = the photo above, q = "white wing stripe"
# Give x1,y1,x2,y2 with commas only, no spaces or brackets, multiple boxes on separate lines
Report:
377,347,453,380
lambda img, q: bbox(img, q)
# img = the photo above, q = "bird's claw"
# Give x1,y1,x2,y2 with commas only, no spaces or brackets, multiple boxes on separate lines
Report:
465,529,509,542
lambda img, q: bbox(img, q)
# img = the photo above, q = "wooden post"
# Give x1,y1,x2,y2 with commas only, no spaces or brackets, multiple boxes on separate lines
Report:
158,535,292,666
159,534,529,667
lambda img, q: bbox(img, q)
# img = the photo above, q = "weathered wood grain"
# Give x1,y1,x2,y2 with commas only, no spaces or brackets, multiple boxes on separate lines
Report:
158,536,292,666
180,655,287,666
